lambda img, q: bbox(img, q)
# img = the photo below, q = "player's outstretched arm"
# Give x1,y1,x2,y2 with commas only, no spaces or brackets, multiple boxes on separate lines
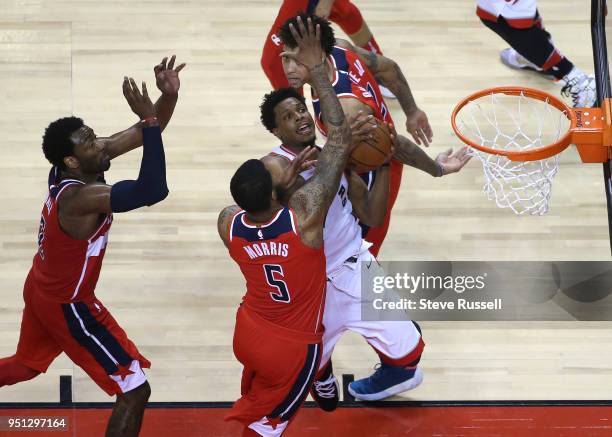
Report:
217,205,241,248
104,55,186,160
282,17,351,248
393,134,471,177
314,0,335,19
60,79,169,219
336,38,433,147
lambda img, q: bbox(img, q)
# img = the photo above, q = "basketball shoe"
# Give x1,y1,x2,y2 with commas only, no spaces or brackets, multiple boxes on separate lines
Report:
560,67,596,108
348,364,423,401
309,362,339,412
500,48,546,74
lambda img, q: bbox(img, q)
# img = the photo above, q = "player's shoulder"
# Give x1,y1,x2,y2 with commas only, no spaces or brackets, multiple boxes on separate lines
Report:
334,38,352,51
218,205,242,228
57,180,106,203
262,151,292,168
50,178,86,201
218,205,242,245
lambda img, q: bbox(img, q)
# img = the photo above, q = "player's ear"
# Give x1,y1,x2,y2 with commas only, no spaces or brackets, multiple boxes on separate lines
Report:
63,155,79,170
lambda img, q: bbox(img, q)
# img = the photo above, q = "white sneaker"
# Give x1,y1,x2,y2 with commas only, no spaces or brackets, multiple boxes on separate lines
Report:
500,48,543,72
378,84,396,99
560,67,596,108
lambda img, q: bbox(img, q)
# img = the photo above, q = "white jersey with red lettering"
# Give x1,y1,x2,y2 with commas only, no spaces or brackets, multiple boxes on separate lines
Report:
270,145,368,274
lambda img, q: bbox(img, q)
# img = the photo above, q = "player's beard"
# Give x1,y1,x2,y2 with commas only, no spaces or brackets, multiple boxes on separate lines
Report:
297,135,316,149
81,154,111,175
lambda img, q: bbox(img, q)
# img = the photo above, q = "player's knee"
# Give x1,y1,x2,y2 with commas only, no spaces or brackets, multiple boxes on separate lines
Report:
119,381,151,408
21,366,40,383
0,355,40,386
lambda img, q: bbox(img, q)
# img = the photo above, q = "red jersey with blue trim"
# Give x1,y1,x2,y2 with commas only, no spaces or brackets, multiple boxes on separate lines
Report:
311,45,404,256
30,177,113,302
228,207,326,334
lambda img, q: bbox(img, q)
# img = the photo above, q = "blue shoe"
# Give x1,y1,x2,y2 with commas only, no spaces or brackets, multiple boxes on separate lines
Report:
348,364,423,401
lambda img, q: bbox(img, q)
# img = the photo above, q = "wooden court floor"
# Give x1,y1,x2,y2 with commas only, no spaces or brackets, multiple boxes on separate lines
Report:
1,0,611,405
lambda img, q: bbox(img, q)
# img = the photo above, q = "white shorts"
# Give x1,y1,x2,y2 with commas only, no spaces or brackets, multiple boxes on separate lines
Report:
320,249,422,369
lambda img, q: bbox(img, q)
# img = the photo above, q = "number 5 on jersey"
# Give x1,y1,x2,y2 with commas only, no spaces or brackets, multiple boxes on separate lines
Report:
264,264,291,303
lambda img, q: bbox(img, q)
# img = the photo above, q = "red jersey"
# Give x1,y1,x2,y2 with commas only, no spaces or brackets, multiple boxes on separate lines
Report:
30,178,113,302
228,207,326,334
311,45,403,256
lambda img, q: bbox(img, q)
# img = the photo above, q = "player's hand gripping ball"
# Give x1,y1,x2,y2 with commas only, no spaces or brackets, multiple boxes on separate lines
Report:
348,117,392,173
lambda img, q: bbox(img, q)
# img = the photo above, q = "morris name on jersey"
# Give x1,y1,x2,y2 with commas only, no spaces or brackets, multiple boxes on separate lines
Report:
243,241,289,259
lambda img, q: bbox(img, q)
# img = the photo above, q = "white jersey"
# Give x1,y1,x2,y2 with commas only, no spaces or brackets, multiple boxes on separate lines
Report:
270,145,367,274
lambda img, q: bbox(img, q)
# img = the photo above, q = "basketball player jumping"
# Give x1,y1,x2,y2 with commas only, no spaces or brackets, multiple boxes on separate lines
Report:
219,18,359,436
261,0,397,98
281,13,470,257
269,13,470,403
477,0,596,107
0,56,185,437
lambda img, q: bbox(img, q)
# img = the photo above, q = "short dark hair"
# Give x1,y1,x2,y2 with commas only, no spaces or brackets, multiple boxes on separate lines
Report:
42,117,84,170
260,87,306,132
280,13,335,56
230,159,273,213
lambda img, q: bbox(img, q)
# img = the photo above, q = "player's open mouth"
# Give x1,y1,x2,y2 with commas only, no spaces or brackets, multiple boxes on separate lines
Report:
297,123,312,135
287,77,301,87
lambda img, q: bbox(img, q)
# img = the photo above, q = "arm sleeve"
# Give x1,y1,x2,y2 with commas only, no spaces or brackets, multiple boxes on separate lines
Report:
110,125,169,213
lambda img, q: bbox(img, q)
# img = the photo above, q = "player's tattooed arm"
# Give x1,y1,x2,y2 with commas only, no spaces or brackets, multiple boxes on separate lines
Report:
393,134,471,177
283,17,352,248
104,55,186,160
335,38,433,147
217,205,241,248
335,38,416,107
289,138,350,248
393,134,441,176
347,167,389,227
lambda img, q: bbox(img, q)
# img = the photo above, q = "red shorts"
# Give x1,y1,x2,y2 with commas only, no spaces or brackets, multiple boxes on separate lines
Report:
15,272,150,396
226,306,322,435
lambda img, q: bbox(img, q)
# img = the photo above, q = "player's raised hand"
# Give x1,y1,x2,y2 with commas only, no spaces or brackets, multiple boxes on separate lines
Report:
154,55,186,96
280,16,325,70
435,146,472,176
123,77,156,120
406,107,433,147
278,146,317,191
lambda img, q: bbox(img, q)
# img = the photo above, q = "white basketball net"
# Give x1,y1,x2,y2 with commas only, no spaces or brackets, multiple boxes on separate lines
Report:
455,91,570,215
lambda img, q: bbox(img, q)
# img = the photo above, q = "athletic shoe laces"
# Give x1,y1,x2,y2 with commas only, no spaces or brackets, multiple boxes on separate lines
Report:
313,375,337,398
561,75,595,107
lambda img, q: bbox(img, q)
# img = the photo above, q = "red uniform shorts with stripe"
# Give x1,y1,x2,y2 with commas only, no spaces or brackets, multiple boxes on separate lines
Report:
15,271,150,396
226,306,322,436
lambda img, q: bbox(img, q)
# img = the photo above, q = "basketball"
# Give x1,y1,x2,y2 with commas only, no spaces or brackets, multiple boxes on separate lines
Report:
348,117,392,173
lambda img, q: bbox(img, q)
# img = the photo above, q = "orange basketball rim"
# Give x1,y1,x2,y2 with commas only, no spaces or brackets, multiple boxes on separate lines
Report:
451,86,612,162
